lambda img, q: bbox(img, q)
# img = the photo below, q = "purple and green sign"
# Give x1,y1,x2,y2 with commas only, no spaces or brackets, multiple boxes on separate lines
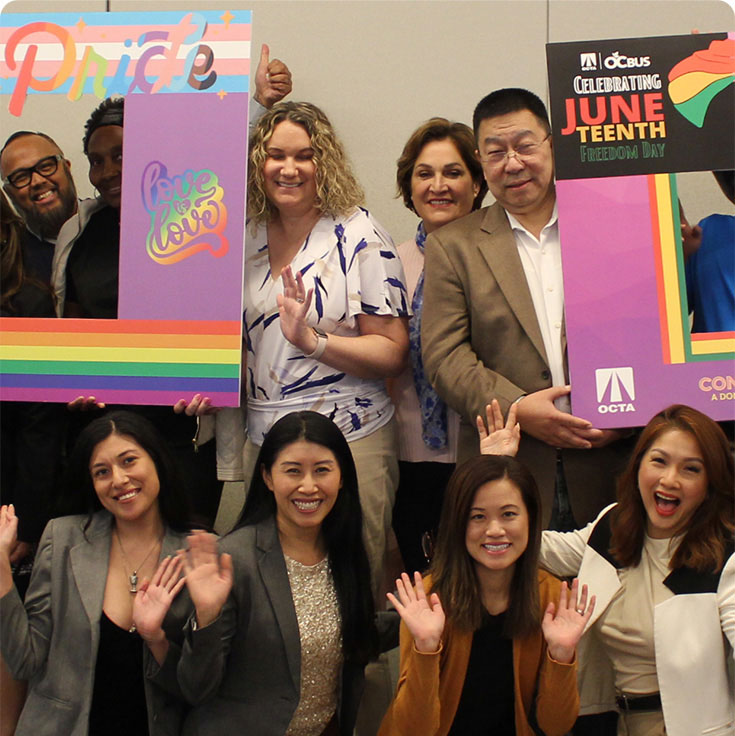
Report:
1,10,251,406
547,33,734,427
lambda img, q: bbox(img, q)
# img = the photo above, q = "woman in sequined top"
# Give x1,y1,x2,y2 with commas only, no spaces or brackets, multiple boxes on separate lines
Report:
176,411,381,736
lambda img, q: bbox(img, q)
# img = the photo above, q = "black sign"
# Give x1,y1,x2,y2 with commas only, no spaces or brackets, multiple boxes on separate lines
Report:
546,33,735,180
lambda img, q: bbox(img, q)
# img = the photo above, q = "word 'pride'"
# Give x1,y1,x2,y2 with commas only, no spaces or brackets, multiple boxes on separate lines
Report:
142,161,228,265
5,13,216,116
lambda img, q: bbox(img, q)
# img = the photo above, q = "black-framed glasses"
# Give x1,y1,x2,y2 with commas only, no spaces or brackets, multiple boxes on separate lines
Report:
478,133,551,168
3,154,64,189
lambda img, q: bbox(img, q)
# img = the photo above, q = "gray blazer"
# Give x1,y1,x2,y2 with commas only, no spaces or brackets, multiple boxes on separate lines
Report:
0,512,190,736
178,516,397,736
422,202,632,525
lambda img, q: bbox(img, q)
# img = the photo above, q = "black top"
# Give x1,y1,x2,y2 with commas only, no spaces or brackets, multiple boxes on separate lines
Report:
1,228,56,318
448,611,516,736
88,611,149,736
65,205,120,318
1,228,64,545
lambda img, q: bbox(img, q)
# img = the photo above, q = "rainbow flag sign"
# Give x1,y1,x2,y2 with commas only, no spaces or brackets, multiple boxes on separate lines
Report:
547,33,734,426
1,10,250,405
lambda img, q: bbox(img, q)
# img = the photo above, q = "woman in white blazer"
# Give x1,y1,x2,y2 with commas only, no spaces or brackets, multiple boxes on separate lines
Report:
537,405,734,736
0,411,194,736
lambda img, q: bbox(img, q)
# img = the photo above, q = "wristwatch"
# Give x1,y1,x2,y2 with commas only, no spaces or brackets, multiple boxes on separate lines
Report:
304,327,328,360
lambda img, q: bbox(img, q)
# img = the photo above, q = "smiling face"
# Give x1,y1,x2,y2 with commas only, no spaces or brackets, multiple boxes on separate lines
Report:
90,432,161,525
263,439,342,539
410,138,480,234
476,109,554,218
263,120,318,218
638,428,708,539
465,477,529,583
1,134,77,239
87,125,123,210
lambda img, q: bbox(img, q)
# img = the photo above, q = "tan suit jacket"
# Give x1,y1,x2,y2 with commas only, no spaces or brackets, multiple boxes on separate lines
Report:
378,570,578,736
421,202,631,525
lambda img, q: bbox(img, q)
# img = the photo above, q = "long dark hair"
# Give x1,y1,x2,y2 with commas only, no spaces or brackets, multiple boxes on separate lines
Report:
0,190,54,314
430,455,542,638
237,411,377,663
60,410,191,533
610,404,734,572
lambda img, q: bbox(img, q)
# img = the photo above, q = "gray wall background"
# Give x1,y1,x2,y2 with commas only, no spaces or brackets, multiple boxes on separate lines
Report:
2,0,734,244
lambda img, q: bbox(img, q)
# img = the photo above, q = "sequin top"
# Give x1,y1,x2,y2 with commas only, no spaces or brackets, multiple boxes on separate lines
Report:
284,555,343,736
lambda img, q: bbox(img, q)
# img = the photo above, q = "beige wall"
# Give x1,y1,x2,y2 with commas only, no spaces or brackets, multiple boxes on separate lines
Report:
2,0,733,243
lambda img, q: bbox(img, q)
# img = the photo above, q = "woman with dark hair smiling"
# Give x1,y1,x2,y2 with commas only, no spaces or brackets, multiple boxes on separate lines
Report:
0,410,194,736
539,404,735,736
390,118,487,575
175,411,395,736
379,452,592,736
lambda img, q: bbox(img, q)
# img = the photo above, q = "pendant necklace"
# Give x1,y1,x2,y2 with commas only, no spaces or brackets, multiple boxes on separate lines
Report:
114,527,162,595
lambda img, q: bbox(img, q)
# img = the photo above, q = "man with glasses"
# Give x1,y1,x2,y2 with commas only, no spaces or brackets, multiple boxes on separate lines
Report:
421,88,630,533
1,131,79,287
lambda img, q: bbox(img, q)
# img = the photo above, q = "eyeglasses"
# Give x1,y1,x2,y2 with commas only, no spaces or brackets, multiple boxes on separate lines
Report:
3,154,64,189
478,133,551,168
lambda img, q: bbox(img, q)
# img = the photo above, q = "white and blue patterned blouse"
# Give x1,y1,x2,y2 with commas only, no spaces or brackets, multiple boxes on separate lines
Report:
244,207,410,444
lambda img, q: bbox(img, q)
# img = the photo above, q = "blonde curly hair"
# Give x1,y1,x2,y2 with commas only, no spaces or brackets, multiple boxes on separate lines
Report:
248,101,364,225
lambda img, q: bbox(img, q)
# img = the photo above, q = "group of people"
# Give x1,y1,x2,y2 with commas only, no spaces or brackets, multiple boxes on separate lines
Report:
0,44,733,736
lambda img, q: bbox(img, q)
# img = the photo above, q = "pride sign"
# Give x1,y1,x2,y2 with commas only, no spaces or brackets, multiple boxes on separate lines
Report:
0,10,251,406
2,10,249,115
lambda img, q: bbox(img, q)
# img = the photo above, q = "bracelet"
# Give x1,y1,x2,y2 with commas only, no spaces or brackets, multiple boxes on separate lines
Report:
304,327,328,360
512,394,527,406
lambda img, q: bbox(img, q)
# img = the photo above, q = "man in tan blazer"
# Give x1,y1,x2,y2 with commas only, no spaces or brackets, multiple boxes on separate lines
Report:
422,88,631,527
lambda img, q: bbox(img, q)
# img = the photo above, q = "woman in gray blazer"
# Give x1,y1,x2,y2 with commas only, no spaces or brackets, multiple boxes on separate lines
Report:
176,411,390,736
0,411,194,736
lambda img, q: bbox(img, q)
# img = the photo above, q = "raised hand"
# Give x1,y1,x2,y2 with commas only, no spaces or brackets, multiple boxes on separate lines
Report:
173,393,219,416
0,505,19,561
477,398,521,457
387,571,445,653
180,531,233,628
276,266,316,353
541,578,595,664
254,43,293,108
67,396,106,411
0,505,19,597
132,555,186,644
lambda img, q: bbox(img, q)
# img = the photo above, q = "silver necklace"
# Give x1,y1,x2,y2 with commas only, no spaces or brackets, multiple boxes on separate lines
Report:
114,528,162,595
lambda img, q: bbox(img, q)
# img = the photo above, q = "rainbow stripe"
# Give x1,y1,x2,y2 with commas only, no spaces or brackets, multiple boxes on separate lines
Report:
0,318,242,405
649,173,735,364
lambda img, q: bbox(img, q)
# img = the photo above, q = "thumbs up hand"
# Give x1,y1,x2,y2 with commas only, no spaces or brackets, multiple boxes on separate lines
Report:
254,43,293,108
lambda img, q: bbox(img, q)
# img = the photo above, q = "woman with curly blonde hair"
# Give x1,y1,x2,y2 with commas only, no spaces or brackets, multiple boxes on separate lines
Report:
241,101,409,593
248,101,364,224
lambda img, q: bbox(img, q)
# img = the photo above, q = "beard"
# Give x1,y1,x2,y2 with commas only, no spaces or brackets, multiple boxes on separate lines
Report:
21,169,78,240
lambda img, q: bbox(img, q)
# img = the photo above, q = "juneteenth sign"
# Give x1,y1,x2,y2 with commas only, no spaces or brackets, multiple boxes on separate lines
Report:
548,34,734,178
0,10,251,406
547,33,735,427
